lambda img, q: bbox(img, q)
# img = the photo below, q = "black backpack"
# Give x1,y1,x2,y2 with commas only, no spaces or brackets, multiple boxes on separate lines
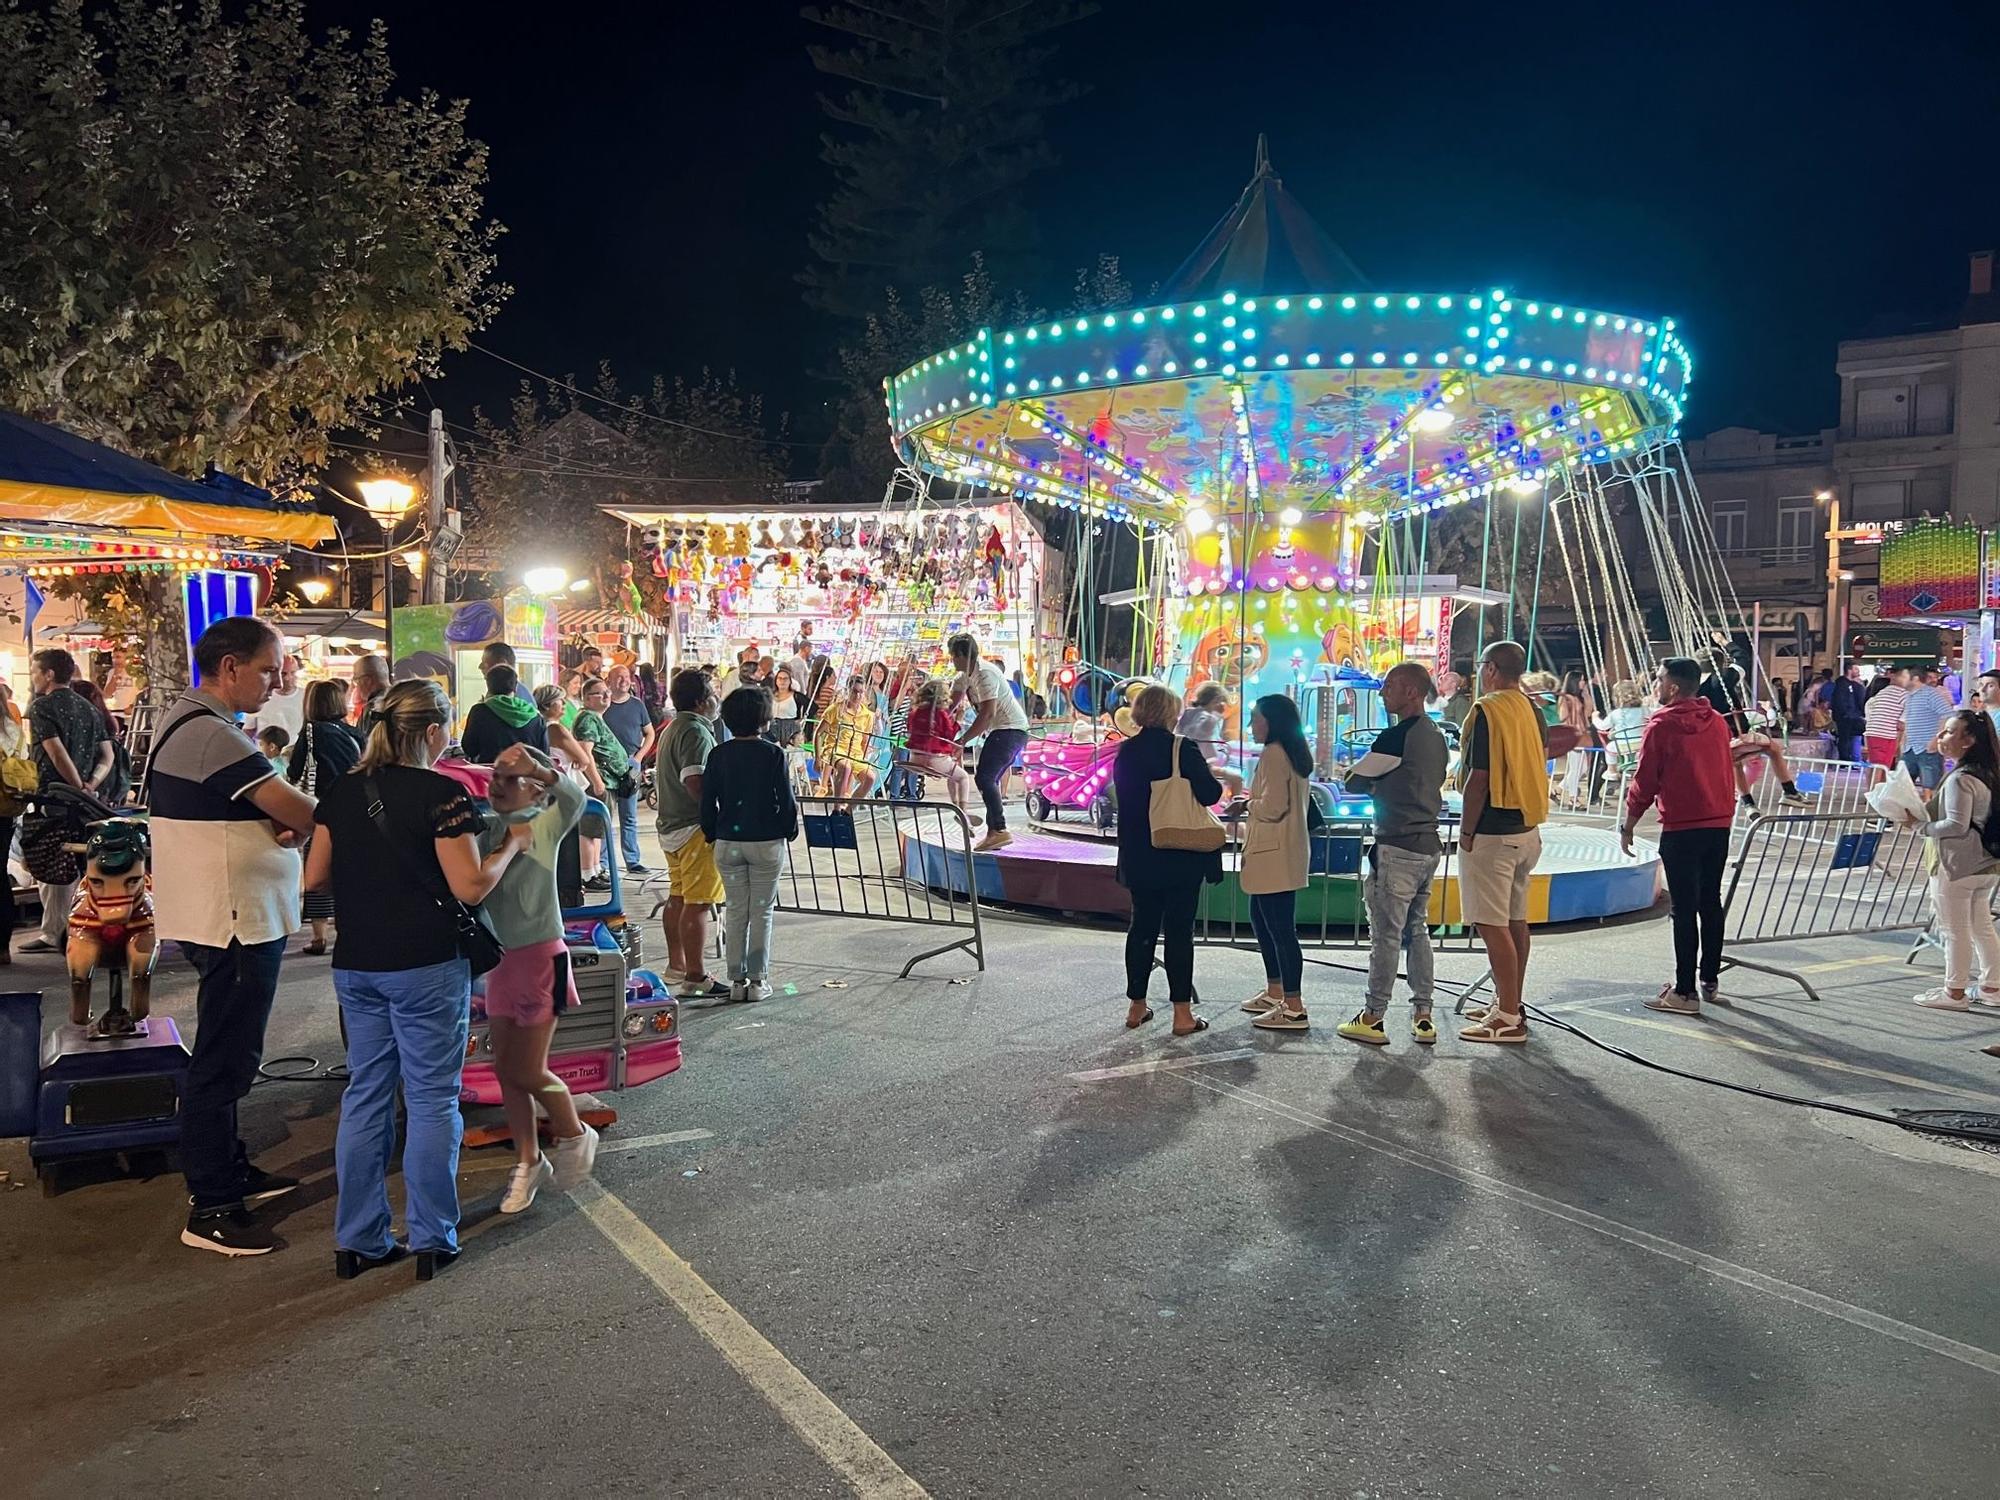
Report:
1977,776,2000,861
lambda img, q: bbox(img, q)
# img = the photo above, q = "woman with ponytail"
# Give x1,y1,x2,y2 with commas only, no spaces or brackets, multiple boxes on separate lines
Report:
304,681,533,1280
1240,694,1314,1031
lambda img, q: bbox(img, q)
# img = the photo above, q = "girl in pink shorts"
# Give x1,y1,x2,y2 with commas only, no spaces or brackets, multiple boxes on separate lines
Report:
479,745,594,1214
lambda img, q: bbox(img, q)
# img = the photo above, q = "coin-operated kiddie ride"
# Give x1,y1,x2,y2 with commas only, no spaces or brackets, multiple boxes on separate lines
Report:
7,801,190,1194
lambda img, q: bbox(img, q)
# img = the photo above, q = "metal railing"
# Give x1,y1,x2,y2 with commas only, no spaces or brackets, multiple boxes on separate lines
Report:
780,795,985,977
1191,813,1490,1005
1717,809,1932,1001
1844,414,1952,441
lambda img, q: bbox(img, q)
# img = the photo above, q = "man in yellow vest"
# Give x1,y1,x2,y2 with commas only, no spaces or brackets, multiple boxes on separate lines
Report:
1457,640,1575,1043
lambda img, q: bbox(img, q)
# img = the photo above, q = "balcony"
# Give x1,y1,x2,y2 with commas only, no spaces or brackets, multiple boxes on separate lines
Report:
1841,413,1953,441
1715,544,1822,578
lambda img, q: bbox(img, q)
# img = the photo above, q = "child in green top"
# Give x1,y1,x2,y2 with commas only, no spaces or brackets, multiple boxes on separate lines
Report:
477,744,594,1214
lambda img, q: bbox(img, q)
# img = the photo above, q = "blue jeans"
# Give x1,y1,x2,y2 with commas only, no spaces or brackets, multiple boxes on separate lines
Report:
616,787,644,869
716,838,786,982
1903,750,1945,791
179,936,289,1209
1248,890,1304,994
885,763,922,800
1366,843,1436,1012
334,958,471,1256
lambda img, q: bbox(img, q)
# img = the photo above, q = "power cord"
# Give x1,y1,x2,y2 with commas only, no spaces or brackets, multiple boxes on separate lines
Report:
255,1055,348,1086
1522,1002,2000,1146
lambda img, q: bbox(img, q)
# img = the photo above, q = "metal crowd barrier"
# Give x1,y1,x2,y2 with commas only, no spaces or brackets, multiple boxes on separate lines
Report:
779,795,985,977
1717,809,1931,1001
1192,813,1489,1005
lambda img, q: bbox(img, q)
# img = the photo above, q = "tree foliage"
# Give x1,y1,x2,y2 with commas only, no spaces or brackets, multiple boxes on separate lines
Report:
462,369,790,611
799,0,1096,325
0,0,508,483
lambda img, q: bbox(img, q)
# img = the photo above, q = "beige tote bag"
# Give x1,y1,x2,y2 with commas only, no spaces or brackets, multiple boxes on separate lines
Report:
1150,735,1227,852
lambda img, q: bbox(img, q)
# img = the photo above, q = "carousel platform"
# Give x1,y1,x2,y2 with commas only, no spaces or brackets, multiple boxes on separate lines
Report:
897,811,1661,926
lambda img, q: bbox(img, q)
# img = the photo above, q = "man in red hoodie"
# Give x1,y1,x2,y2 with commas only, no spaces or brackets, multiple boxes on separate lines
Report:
1621,657,1738,1016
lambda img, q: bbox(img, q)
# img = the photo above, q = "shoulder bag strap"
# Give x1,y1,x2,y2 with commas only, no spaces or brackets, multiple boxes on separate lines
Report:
362,774,471,918
1170,734,1187,782
303,723,319,797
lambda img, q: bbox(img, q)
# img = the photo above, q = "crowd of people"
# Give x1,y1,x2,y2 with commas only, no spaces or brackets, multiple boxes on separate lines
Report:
1115,639,2000,1059
10,616,1038,1261
23,609,2000,1263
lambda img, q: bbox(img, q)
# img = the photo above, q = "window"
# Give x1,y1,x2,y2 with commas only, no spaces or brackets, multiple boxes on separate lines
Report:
1849,479,1908,521
1855,386,1909,439
1712,501,1748,553
1914,383,1952,436
1776,503,1815,562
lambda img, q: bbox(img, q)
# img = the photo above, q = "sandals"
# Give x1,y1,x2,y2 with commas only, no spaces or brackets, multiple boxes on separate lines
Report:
1458,1010,1528,1044
1171,1016,1209,1038
1124,1005,1155,1030
302,941,327,956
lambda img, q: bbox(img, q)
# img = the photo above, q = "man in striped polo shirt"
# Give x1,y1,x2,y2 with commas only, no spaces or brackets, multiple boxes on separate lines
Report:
152,616,319,1257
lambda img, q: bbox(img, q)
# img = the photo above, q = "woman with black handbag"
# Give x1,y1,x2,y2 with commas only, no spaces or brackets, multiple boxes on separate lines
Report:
304,681,531,1280
287,680,363,955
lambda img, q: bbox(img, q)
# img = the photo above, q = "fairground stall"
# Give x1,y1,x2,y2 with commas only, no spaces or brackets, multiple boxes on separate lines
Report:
880,147,1736,923
390,591,561,711
602,501,1052,688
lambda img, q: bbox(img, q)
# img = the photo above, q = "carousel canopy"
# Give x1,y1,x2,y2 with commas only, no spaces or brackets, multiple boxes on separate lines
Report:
882,151,1692,537
0,409,335,544
1163,138,1371,300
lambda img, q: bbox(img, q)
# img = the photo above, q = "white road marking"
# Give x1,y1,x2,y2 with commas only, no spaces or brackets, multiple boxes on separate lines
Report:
1068,1047,1258,1082
462,1128,715,1173
571,1179,929,1498
1182,1074,2000,1380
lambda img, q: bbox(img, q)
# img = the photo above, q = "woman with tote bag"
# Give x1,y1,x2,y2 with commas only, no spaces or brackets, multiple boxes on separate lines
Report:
1112,685,1225,1036
1239,695,1314,1032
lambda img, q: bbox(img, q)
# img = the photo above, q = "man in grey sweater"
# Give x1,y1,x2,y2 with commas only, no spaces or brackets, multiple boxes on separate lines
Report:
1337,662,1448,1045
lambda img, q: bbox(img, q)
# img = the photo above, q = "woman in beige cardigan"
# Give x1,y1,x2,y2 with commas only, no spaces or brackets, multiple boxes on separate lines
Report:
1240,694,1314,1031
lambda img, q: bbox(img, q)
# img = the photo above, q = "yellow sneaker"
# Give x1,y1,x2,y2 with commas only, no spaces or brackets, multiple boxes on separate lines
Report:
1336,1011,1388,1046
1412,1014,1437,1045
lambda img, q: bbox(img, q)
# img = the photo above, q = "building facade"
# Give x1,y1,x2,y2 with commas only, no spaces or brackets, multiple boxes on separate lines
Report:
1686,251,2000,681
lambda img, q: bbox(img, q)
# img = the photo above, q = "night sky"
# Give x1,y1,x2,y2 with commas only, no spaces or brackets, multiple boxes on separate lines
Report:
322,0,2000,461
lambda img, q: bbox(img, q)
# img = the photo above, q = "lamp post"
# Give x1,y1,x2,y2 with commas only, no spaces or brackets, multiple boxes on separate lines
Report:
1820,488,1840,672
359,476,418,672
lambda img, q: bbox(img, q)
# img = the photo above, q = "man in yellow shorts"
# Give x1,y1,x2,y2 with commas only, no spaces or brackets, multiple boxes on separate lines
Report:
655,669,729,1000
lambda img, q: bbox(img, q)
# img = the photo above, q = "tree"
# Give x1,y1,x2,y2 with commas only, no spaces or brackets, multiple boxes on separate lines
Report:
0,0,508,484
800,0,1096,325
462,369,790,611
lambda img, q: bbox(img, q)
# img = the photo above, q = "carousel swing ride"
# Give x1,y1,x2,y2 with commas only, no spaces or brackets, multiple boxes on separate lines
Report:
887,143,1744,922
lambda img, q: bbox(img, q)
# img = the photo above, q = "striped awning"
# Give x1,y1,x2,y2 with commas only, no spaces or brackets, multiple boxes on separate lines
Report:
559,608,656,634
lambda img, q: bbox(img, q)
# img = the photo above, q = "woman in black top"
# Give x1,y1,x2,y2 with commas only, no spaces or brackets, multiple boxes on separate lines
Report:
1112,684,1224,1035
304,681,531,1278
289,679,364,955
701,686,799,1002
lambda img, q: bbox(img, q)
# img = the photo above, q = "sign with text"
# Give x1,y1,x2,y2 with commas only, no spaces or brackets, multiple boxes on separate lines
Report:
1846,625,1941,663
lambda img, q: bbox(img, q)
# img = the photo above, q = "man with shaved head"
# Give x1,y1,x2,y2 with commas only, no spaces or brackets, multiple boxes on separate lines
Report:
1338,661,1448,1046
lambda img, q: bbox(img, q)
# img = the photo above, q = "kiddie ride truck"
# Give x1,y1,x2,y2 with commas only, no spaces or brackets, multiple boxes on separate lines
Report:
458,795,681,1108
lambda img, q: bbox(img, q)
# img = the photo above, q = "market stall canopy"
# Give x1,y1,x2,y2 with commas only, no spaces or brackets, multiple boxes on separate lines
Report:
0,409,335,544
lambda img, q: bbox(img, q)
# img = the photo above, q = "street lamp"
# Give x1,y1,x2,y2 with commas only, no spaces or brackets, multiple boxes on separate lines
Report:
400,548,427,581
297,576,332,605
522,565,567,595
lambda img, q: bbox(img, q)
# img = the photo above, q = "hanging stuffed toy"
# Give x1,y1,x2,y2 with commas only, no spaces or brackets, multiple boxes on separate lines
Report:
616,559,644,617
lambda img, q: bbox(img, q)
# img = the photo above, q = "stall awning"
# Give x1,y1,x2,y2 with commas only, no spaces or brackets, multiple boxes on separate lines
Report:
560,608,656,634
0,410,336,544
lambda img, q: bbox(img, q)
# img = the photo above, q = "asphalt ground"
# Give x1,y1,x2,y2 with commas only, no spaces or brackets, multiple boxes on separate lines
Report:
5,834,2000,1498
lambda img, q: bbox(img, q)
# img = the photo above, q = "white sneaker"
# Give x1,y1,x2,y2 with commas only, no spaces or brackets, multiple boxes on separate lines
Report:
549,1124,599,1192
748,979,774,1002
501,1155,554,1214
729,979,749,1004
1970,990,2000,1011
1914,987,1973,1011
1241,993,1280,1014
